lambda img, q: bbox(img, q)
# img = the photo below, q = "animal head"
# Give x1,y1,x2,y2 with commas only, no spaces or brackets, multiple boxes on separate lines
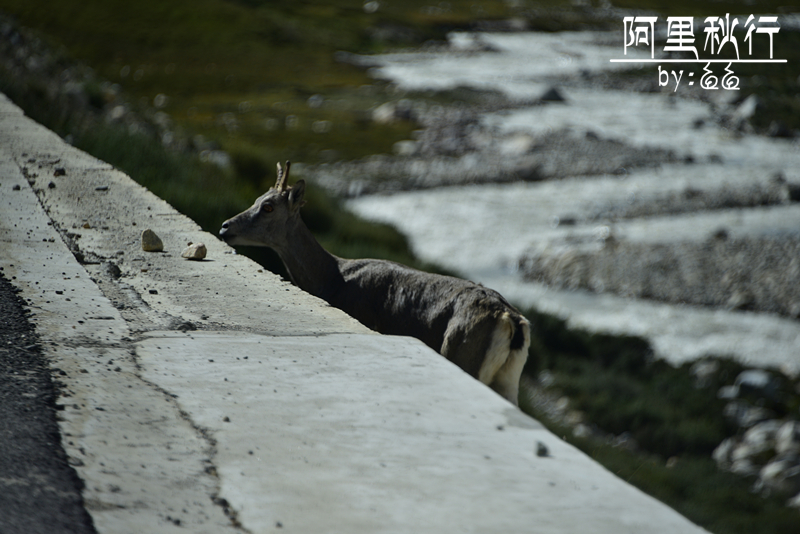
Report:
219,161,307,249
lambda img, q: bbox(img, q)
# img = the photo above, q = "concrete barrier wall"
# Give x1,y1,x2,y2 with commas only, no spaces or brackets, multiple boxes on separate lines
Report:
0,93,708,533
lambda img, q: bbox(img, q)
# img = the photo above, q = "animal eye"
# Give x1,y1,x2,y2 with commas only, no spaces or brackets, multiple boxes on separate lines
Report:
261,203,273,213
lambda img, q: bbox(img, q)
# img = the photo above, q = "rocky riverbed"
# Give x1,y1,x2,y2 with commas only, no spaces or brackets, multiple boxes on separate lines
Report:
311,28,800,509
334,30,800,362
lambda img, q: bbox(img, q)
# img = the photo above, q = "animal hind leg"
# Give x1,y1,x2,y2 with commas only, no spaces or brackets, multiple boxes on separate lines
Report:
477,313,514,386
441,315,498,382
488,345,529,406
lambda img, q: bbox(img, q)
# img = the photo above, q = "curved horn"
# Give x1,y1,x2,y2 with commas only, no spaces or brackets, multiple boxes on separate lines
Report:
275,160,291,191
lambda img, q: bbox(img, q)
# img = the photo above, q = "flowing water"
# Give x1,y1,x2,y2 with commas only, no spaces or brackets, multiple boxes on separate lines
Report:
346,30,800,372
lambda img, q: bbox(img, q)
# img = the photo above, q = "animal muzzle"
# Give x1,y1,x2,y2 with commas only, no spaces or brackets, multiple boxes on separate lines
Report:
219,221,234,242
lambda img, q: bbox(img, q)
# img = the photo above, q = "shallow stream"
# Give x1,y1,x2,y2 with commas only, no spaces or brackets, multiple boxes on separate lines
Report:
346,30,800,372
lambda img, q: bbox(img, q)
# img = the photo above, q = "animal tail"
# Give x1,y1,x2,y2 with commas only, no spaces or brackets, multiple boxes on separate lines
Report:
509,314,529,351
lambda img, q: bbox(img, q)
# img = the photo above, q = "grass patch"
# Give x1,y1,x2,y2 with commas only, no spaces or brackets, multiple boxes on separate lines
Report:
2,0,795,161
523,307,736,457
0,0,532,165
519,306,800,534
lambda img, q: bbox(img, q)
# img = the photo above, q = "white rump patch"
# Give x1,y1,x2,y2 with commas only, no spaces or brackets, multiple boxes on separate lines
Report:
478,313,531,406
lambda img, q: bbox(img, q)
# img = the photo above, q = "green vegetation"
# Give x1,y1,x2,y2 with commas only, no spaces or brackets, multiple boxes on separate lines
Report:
0,0,540,274
524,307,735,458
2,0,795,162
520,307,800,534
0,0,529,167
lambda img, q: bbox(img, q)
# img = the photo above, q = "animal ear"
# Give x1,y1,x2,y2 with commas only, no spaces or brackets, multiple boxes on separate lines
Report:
288,179,307,212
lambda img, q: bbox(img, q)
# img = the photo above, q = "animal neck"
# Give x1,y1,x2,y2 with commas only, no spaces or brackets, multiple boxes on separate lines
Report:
273,217,343,300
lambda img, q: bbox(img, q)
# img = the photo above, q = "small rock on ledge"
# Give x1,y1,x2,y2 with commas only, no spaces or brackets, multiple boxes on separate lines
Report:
181,242,207,260
141,229,164,252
